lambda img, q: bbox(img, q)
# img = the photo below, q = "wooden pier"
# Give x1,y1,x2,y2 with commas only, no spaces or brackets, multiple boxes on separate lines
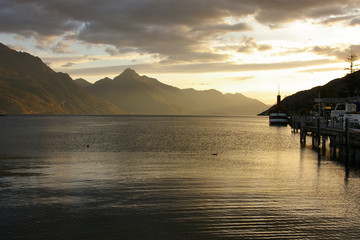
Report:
290,116,360,166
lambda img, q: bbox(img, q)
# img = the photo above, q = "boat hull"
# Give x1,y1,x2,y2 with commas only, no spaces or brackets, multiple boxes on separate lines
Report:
269,112,288,126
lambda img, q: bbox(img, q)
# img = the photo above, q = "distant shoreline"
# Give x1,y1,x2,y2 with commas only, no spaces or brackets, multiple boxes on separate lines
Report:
0,113,263,118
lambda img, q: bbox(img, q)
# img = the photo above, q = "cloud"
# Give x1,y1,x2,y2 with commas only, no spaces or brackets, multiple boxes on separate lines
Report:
321,15,354,25
0,0,80,37
226,76,255,81
298,67,343,73
238,36,258,54
193,22,252,36
61,62,75,67
7,44,29,52
1,0,359,61
237,36,272,53
51,41,72,53
310,44,360,60
253,0,359,26
257,44,272,51
105,47,119,56
311,46,346,59
63,59,334,77
160,52,230,64
351,18,360,25
42,55,99,68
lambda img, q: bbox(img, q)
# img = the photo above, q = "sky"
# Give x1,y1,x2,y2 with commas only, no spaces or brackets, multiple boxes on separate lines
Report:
1,0,360,104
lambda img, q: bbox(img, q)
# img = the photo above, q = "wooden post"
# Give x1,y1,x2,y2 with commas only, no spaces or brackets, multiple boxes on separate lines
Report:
345,118,350,166
329,136,333,158
300,116,305,146
330,136,337,159
317,117,321,148
345,118,350,147
322,135,326,155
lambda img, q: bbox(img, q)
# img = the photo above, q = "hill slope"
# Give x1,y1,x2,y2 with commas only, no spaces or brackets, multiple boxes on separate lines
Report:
84,68,268,115
0,44,122,114
262,70,360,114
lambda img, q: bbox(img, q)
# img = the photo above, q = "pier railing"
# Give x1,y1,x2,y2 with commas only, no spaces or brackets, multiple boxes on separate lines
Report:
290,115,360,131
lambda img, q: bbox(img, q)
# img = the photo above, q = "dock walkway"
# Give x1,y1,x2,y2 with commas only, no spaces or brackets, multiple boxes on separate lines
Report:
290,116,360,166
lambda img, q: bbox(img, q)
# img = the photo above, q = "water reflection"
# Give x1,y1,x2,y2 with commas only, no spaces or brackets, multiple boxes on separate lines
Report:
1,116,360,239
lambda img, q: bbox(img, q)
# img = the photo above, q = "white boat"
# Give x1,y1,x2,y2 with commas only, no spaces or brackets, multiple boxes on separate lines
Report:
269,89,288,126
331,102,360,129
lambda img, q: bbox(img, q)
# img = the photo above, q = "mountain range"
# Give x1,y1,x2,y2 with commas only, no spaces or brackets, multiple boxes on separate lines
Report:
0,43,122,114
4,42,359,116
0,43,268,115
75,69,268,115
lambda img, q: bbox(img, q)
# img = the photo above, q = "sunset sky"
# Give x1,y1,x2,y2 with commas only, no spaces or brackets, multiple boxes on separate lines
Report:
1,0,360,104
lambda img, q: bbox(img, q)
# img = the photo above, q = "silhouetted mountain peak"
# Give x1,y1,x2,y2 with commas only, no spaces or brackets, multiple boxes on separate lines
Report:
100,77,112,81
111,68,170,91
74,78,92,88
116,68,140,80
94,77,113,87
204,89,222,95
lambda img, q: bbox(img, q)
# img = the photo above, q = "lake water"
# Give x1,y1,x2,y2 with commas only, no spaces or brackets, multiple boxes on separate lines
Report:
1,115,360,239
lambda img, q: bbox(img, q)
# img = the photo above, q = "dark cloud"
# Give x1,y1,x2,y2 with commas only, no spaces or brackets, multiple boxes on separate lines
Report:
1,0,359,61
105,47,119,56
252,0,359,26
193,22,252,36
310,45,360,60
321,15,357,25
0,0,80,37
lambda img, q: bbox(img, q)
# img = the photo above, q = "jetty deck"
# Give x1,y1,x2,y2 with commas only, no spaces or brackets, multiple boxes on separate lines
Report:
290,116,360,166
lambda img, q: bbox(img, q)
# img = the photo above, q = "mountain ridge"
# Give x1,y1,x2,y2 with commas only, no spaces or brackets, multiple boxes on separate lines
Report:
81,68,268,115
0,43,267,115
0,43,123,114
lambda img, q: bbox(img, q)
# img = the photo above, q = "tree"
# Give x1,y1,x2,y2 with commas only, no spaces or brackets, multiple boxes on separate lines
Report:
345,50,359,74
